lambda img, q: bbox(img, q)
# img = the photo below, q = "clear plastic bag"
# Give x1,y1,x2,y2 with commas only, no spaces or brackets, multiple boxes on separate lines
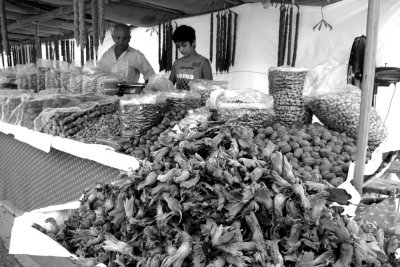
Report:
165,91,202,110
268,66,311,126
37,67,46,92
10,94,81,129
142,74,178,94
0,67,16,84
68,67,83,94
42,60,61,90
189,79,229,105
60,62,72,92
96,72,124,95
0,96,7,119
119,94,167,138
34,95,119,137
73,92,110,103
157,107,213,147
2,93,31,123
73,112,122,143
0,90,27,121
208,89,275,127
82,62,101,93
93,136,129,151
307,84,387,149
16,64,29,90
303,60,347,98
178,106,212,130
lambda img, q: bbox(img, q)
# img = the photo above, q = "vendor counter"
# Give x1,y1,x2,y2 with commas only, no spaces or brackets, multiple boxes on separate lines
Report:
0,122,139,211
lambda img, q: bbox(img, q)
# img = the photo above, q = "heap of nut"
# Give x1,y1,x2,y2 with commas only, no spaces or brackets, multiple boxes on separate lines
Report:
308,92,387,149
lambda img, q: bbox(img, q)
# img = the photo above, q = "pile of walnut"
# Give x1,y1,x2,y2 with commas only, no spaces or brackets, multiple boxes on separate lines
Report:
246,122,366,187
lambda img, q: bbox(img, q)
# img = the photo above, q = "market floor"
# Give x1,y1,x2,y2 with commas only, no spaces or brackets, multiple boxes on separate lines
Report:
0,237,22,267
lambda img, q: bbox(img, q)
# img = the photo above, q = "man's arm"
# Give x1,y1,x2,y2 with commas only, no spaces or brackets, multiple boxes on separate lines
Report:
97,50,111,71
135,52,155,81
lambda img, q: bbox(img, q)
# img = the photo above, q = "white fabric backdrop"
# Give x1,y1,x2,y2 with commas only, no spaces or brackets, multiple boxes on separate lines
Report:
97,0,400,135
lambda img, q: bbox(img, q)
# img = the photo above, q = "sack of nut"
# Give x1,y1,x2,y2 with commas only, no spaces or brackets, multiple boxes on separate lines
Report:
119,93,167,139
306,85,387,149
207,88,276,127
269,67,312,126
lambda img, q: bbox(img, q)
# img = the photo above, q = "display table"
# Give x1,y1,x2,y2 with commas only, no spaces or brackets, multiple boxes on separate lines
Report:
0,122,139,212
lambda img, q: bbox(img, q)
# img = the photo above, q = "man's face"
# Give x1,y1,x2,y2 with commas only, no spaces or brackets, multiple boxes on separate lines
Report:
112,28,130,51
176,41,195,57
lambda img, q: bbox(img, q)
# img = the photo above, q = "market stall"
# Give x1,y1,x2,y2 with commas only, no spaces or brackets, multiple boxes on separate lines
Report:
0,0,400,266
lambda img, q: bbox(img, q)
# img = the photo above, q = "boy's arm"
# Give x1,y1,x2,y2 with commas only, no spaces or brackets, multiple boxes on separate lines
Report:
201,59,213,80
169,62,177,85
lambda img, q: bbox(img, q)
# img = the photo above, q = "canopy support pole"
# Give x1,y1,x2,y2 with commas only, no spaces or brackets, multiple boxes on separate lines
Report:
34,23,41,60
353,0,381,193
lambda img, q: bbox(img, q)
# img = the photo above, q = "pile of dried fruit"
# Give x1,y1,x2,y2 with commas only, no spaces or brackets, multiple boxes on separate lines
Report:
35,123,399,267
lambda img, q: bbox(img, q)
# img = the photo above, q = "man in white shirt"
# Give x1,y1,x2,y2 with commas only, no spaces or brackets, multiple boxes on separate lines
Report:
98,24,155,83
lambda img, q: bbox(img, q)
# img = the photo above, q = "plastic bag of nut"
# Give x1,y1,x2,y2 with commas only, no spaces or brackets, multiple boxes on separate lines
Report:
37,67,46,92
44,60,61,90
68,67,83,94
33,95,119,137
9,94,80,129
119,93,167,139
189,79,229,106
16,64,29,90
82,62,102,93
207,88,275,126
165,91,202,110
17,63,38,92
306,85,388,149
36,59,49,92
60,62,72,92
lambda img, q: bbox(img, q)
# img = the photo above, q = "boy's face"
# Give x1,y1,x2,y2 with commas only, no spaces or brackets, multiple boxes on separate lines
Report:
176,40,195,57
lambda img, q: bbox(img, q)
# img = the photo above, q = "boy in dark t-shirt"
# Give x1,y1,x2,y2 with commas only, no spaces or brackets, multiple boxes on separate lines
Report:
169,25,213,90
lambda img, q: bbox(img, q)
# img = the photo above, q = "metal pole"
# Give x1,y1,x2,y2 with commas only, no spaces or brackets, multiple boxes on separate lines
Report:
353,0,381,192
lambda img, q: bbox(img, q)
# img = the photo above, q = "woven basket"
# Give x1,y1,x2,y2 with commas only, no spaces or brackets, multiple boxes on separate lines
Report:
269,67,311,126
